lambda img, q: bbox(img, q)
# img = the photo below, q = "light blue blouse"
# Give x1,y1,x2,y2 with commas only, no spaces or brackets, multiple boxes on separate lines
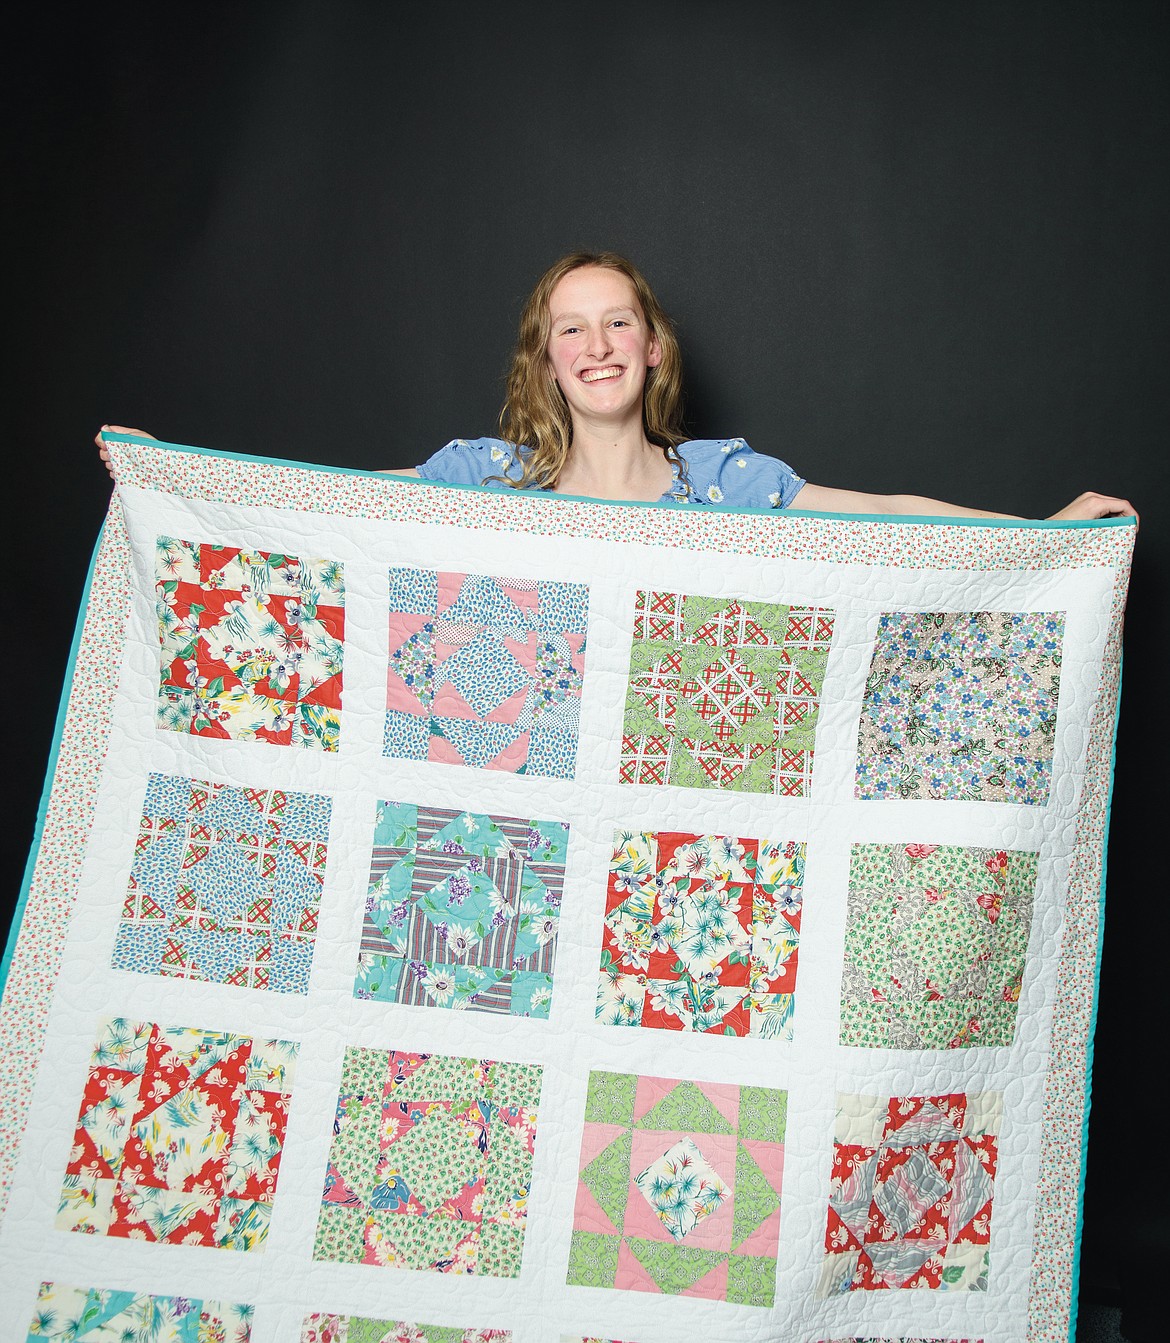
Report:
416,437,806,508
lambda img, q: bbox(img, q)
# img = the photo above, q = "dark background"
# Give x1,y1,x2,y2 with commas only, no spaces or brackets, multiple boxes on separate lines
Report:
6,2,1166,1337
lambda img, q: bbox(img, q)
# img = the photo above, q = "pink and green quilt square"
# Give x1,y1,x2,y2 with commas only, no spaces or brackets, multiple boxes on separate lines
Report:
841,843,1037,1049
598,829,805,1039
855,611,1064,804
301,1317,510,1342
111,772,331,994
355,802,568,1017
619,590,833,795
820,1092,1001,1295
384,568,588,777
56,1019,297,1251
568,1069,785,1306
26,1281,253,1341
155,537,345,751
314,1048,542,1277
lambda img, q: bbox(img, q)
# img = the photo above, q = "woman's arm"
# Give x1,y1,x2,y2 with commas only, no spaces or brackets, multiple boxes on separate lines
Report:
791,482,1137,524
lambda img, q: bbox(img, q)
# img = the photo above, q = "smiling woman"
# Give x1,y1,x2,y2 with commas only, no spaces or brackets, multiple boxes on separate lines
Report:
404,251,1138,522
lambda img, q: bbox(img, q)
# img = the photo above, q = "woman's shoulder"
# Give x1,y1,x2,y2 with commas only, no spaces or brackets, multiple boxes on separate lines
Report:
416,437,525,488
676,438,806,509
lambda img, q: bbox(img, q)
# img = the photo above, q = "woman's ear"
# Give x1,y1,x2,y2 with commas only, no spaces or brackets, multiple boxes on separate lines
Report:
647,333,663,368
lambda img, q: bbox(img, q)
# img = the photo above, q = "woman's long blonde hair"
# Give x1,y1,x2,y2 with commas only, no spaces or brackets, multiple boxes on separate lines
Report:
497,251,687,490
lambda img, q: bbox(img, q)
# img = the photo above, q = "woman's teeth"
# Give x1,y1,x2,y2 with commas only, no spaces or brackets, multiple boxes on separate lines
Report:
581,367,622,382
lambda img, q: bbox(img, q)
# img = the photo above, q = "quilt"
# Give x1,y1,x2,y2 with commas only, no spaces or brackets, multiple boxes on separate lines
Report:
0,433,1133,1343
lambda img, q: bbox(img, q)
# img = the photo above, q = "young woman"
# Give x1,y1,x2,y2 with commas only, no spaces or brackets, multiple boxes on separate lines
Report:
98,250,1136,523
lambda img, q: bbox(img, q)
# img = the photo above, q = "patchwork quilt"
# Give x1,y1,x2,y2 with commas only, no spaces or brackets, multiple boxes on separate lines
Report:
0,434,1133,1343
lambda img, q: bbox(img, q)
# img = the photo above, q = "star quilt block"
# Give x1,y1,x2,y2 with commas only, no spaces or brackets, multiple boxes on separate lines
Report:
56,1019,297,1251
314,1048,542,1277
855,611,1064,803
384,568,588,777
25,1282,253,1341
155,537,345,751
355,803,568,1017
619,590,833,794
111,773,331,994
568,1069,786,1306
820,1091,1001,1294
840,843,1038,1049
301,1318,511,1342
598,829,805,1039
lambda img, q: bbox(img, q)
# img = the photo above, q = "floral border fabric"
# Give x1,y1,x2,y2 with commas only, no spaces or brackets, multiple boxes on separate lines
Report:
111,773,331,993
821,1092,1000,1294
856,611,1064,804
56,1019,297,1251
384,568,588,777
569,1069,786,1305
355,803,568,1017
620,590,834,794
598,829,805,1038
25,1282,253,1341
301,1316,511,1343
155,537,345,751
315,1048,541,1277
841,843,1038,1048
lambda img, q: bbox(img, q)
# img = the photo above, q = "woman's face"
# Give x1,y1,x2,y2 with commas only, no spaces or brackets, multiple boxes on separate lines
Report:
545,266,662,427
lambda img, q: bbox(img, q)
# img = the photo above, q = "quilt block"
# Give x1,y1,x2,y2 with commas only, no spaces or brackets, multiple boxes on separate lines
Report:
856,611,1063,804
25,1282,253,1341
598,829,804,1038
57,1019,297,1251
355,802,568,1016
302,1318,511,1343
840,843,1037,1048
155,536,345,751
569,1069,786,1306
315,1048,541,1277
821,1091,1000,1295
385,567,588,776
619,590,834,794
0,434,1133,1342
112,772,331,993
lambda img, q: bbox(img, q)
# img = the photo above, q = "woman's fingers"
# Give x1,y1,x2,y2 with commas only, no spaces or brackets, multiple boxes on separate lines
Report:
96,425,158,481
1048,491,1138,526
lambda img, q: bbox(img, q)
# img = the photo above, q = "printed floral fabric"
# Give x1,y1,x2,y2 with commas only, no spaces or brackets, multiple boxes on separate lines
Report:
315,1048,541,1277
855,611,1064,803
301,1317,510,1343
598,830,804,1038
155,537,345,750
111,773,331,994
56,1019,297,1251
620,591,833,794
840,844,1038,1049
821,1092,1001,1294
384,568,588,776
569,1069,785,1306
355,803,568,1017
25,1282,252,1341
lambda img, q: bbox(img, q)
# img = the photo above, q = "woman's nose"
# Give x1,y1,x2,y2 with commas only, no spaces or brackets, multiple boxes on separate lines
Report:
586,325,612,358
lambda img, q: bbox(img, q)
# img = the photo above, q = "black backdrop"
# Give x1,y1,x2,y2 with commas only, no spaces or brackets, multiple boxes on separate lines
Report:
7,3,1166,1337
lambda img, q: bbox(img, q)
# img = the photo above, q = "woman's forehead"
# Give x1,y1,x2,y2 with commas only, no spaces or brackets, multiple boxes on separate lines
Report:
549,266,641,317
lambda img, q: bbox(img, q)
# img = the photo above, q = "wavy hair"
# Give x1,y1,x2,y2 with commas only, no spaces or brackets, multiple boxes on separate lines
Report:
497,251,687,490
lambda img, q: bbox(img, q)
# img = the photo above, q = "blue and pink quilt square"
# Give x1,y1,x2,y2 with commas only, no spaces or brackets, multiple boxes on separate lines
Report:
384,568,589,777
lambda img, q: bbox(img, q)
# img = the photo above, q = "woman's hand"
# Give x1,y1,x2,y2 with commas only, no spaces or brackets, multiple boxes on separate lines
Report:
1047,491,1138,525
96,425,156,480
